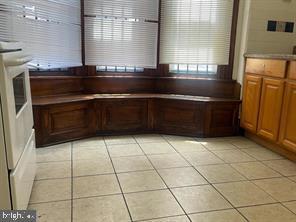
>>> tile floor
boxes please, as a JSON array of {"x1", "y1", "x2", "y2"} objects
[{"x1": 28, "y1": 134, "x2": 296, "y2": 222}]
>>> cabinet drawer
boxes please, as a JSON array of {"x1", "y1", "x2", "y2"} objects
[
  {"x1": 288, "y1": 61, "x2": 296, "y2": 80},
  {"x1": 246, "y1": 58, "x2": 287, "y2": 78}
]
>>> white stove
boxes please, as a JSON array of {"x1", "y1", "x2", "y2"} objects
[{"x1": 0, "y1": 42, "x2": 36, "y2": 210}]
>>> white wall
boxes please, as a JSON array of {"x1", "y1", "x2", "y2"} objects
[{"x1": 233, "y1": 0, "x2": 296, "y2": 85}]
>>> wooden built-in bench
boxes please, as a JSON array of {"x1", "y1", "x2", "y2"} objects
[{"x1": 32, "y1": 93, "x2": 241, "y2": 147}]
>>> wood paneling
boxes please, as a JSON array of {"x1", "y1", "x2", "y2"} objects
[
  {"x1": 83, "y1": 76, "x2": 155, "y2": 94},
  {"x1": 240, "y1": 74, "x2": 262, "y2": 133},
  {"x1": 100, "y1": 99, "x2": 148, "y2": 132},
  {"x1": 30, "y1": 76, "x2": 83, "y2": 97},
  {"x1": 34, "y1": 101, "x2": 95, "y2": 146},
  {"x1": 246, "y1": 59, "x2": 287, "y2": 78},
  {"x1": 279, "y1": 81, "x2": 296, "y2": 152},
  {"x1": 155, "y1": 78, "x2": 241, "y2": 99},
  {"x1": 205, "y1": 102, "x2": 239, "y2": 137},
  {"x1": 257, "y1": 78, "x2": 284, "y2": 141},
  {"x1": 288, "y1": 62, "x2": 296, "y2": 80},
  {"x1": 154, "y1": 99, "x2": 205, "y2": 136}
]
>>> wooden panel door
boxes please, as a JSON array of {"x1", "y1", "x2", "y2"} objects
[
  {"x1": 154, "y1": 99, "x2": 205, "y2": 136},
  {"x1": 241, "y1": 74, "x2": 262, "y2": 132},
  {"x1": 101, "y1": 99, "x2": 148, "y2": 132},
  {"x1": 257, "y1": 78, "x2": 284, "y2": 141},
  {"x1": 279, "y1": 81, "x2": 296, "y2": 152},
  {"x1": 288, "y1": 61, "x2": 296, "y2": 80}
]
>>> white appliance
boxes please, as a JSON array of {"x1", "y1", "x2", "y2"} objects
[{"x1": 0, "y1": 42, "x2": 36, "y2": 210}]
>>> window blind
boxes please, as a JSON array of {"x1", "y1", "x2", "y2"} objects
[
  {"x1": 0, "y1": 0, "x2": 82, "y2": 69},
  {"x1": 160, "y1": 0, "x2": 234, "y2": 65},
  {"x1": 84, "y1": 0, "x2": 159, "y2": 68}
]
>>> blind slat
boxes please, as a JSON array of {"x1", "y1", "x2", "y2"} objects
[{"x1": 160, "y1": 0, "x2": 234, "y2": 65}]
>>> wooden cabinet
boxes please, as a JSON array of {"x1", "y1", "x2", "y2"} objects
[
  {"x1": 34, "y1": 101, "x2": 96, "y2": 146},
  {"x1": 101, "y1": 99, "x2": 148, "y2": 132},
  {"x1": 154, "y1": 99, "x2": 205, "y2": 136},
  {"x1": 288, "y1": 62, "x2": 296, "y2": 80},
  {"x1": 246, "y1": 58, "x2": 287, "y2": 78},
  {"x1": 279, "y1": 82, "x2": 296, "y2": 152},
  {"x1": 257, "y1": 78, "x2": 284, "y2": 141},
  {"x1": 241, "y1": 75, "x2": 262, "y2": 133}
]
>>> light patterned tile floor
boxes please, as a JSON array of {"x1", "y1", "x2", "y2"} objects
[{"x1": 30, "y1": 135, "x2": 296, "y2": 222}]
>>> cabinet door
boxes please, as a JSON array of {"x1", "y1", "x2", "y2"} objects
[
  {"x1": 279, "y1": 82, "x2": 296, "y2": 152},
  {"x1": 257, "y1": 78, "x2": 284, "y2": 141},
  {"x1": 101, "y1": 99, "x2": 148, "y2": 132},
  {"x1": 241, "y1": 75, "x2": 262, "y2": 132}
]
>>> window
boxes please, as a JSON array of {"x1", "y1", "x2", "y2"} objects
[
  {"x1": 160, "y1": 0, "x2": 234, "y2": 66},
  {"x1": 0, "y1": 0, "x2": 82, "y2": 69},
  {"x1": 170, "y1": 64, "x2": 218, "y2": 75},
  {"x1": 97, "y1": 66, "x2": 144, "y2": 73},
  {"x1": 84, "y1": 0, "x2": 159, "y2": 69}
]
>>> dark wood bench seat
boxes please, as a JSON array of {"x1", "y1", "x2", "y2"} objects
[{"x1": 32, "y1": 93, "x2": 241, "y2": 147}]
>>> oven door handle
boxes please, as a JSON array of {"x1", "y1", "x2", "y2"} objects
[{"x1": 5, "y1": 55, "x2": 33, "y2": 66}]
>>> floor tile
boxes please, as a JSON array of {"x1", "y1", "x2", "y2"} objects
[
  {"x1": 148, "y1": 153, "x2": 190, "y2": 169},
  {"x1": 214, "y1": 181, "x2": 276, "y2": 207},
  {"x1": 182, "y1": 151, "x2": 224, "y2": 166},
  {"x1": 108, "y1": 144, "x2": 144, "y2": 157},
  {"x1": 36, "y1": 161, "x2": 71, "y2": 180},
  {"x1": 36, "y1": 146, "x2": 71, "y2": 163},
  {"x1": 125, "y1": 190, "x2": 184, "y2": 221},
  {"x1": 263, "y1": 159, "x2": 296, "y2": 176},
  {"x1": 229, "y1": 138, "x2": 261, "y2": 149},
  {"x1": 73, "y1": 147, "x2": 109, "y2": 160},
  {"x1": 253, "y1": 177, "x2": 296, "y2": 202},
  {"x1": 189, "y1": 209, "x2": 247, "y2": 222},
  {"x1": 163, "y1": 134, "x2": 197, "y2": 142},
  {"x1": 171, "y1": 185, "x2": 232, "y2": 214},
  {"x1": 231, "y1": 162, "x2": 281, "y2": 180},
  {"x1": 73, "y1": 174, "x2": 121, "y2": 199},
  {"x1": 135, "y1": 134, "x2": 167, "y2": 143},
  {"x1": 73, "y1": 158, "x2": 114, "y2": 177},
  {"x1": 201, "y1": 141, "x2": 237, "y2": 151},
  {"x1": 242, "y1": 147, "x2": 283, "y2": 161},
  {"x1": 195, "y1": 164, "x2": 246, "y2": 183},
  {"x1": 212, "y1": 150, "x2": 255, "y2": 163},
  {"x1": 283, "y1": 201, "x2": 296, "y2": 214},
  {"x1": 118, "y1": 170, "x2": 166, "y2": 193},
  {"x1": 158, "y1": 167, "x2": 208, "y2": 188},
  {"x1": 104, "y1": 136, "x2": 136, "y2": 145},
  {"x1": 28, "y1": 200, "x2": 71, "y2": 222},
  {"x1": 142, "y1": 215, "x2": 189, "y2": 222},
  {"x1": 30, "y1": 178, "x2": 71, "y2": 204},
  {"x1": 73, "y1": 195, "x2": 131, "y2": 222},
  {"x1": 72, "y1": 137, "x2": 105, "y2": 148},
  {"x1": 112, "y1": 156, "x2": 154, "y2": 173},
  {"x1": 239, "y1": 203, "x2": 296, "y2": 222},
  {"x1": 140, "y1": 142, "x2": 176, "y2": 155},
  {"x1": 169, "y1": 141, "x2": 207, "y2": 153}
]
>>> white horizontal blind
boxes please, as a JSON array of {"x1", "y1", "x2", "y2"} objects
[
  {"x1": 84, "y1": 0, "x2": 159, "y2": 68},
  {"x1": 160, "y1": 0, "x2": 234, "y2": 65},
  {"x1": 0, "y1": 0, "x2": 82, "y2": 69}
]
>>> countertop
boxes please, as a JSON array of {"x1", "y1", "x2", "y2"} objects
[{"x1": 245, "y1": 53, "x2": 296, "y2": 61}]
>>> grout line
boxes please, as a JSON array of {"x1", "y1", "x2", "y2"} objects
[{"x1": 102, "y1": 137, "x2": 134, "y2": 222}]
